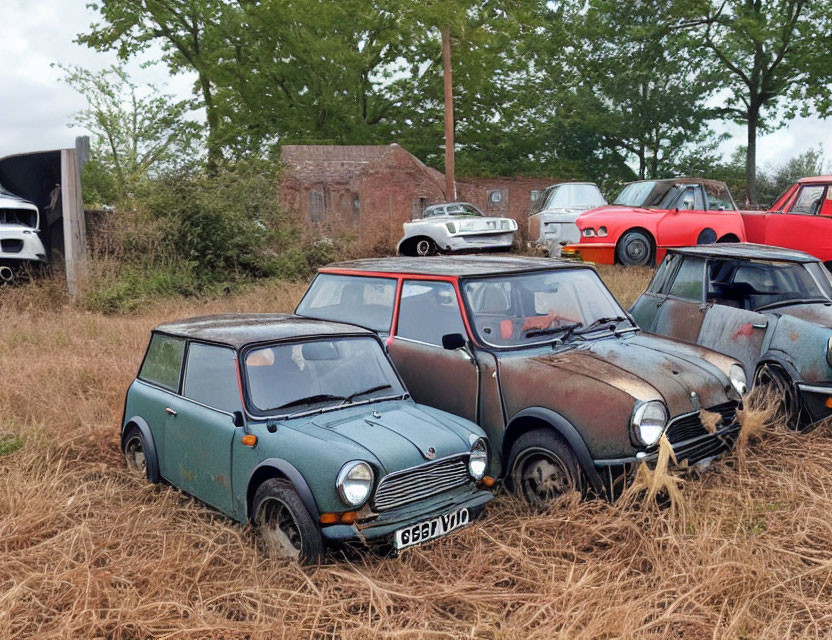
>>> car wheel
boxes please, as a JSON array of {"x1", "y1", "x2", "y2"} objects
[
  {"x1": 616, "y1": 230, "x2": 653, "y2": 266},
  {"x1": 753, "y1": 364, "x2": 803, "y2": 430},
  {"x1": 507, "y1": 430, "x2": 580, "y2": 508},
  {"x1": 122, "y1": 426, "x2": 150, "y2": 480},
  {"x1": 253, "y1": 479, "x2": 324, "y2": 564},
  {"x1": 415, "y1": 238, "x2": 437, "y2": 256}
]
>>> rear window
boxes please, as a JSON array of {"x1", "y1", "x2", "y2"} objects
[
  {"x1": 139, "y1": 334, "x2": 185, "y2": 391},
  {"x1": 296, "y1": 274, "x2": 396, "y2": 332}
]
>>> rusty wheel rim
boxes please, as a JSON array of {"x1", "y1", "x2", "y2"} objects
[
  {"x1": 257, "y1": 498, "x2": 303, "y2": 560},
  {"x1": 512, "y1": 447, "x2": 575, "y2": 508},
  {"x1": 123, "y1": 434, "x2": 147, "y2": 477}
]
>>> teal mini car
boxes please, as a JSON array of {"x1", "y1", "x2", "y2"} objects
[{"x1": 121, "y1": 313, "x2": 492, "y2": 562}]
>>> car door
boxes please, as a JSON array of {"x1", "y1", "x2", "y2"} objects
[
  {"x1": 656, "y1": 185, "x2": 710, "y2": 247},
  {"x1": 761, "y1": 184, "x2": 832, "y2": 262},
  {"x1": 162, "y1": 342, "x2": 240, "y2": 515},
  {"x1": 386, "y1": 280, "x2": 479, "y2": 422},
  {"x1": 630, "y1": 252, "x2": 682, "y2": 331},
  {"x1": 651, "y1": 255, "x2": 708, "y2": 343}
]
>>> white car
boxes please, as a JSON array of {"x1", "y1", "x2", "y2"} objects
[
  {"x1": 397, "y1": 202, "x2": 517, "y2": 256},
  {"x1": 0, "y1": 184, "x2": 47, "y2": 283},
  {"x1": 528, "y1": 182, "x2": 606, "y2": 256}
]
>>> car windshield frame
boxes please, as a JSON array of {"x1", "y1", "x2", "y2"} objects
[
  {"x1": 460, "y1": 267, "x2": 637, "y2": 350},
  {"x1": 240, "y1": 334, "x2": 407, "y2": 419}
]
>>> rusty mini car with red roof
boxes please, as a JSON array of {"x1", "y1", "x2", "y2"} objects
[{"x1": 295, "y1": 256, "x2": 748, "y2": 504}]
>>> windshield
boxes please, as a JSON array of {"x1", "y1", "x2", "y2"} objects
[
  {"x1": 425, "y1": 203, "x2": 482, "y2": 218},
  {"x1": 707, "y1": 259, "x2": 832, "y2": 310},
  {"x1": 462, "y1": 269, "x2": 632, "y2": 348},
  {"x1": 613, "y1": 181, "x2": 657, "y2": 207},
  {"x1": 243, "y1": 336, "x2": 405, "y2": 416},
  {"x1": 544, "y1": 184, "x2": 605, "y2": 209},
  {"x1": 296, "y1": 274, "x2": 396, "y2": 333}
]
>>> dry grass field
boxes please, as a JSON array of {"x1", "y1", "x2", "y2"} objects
[{"x1": 2, "y1": 264, "x2": 832, "y2": 639}]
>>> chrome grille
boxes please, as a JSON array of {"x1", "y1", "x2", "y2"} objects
[
  {"x1": 372, "y1": 454, "x2": 470, "y2": 511},
  {"x1": 665, "y1": 402, "x2": 738, "y2": 445}
]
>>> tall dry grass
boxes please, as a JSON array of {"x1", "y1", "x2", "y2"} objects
[{"x1": 2, "y1": 267, "x2": 832, "y2": 638}]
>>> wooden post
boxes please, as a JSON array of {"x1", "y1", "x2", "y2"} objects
[
  {"x1": 60, "y1": 148, "x2": 86, "y2": 302},
  {"x1": 442, "y1": 28, "x2": 456, "y2": 201}
]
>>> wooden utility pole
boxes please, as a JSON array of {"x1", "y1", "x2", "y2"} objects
[{"x1": 442, "y1": 28, "x2": 456, "y2": 201}]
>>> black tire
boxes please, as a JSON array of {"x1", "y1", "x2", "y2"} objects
[
  {"x1": 506, "y1": 429, "x2": 581, "y2": 508},
  {"x1": 253, "y1": 479, "x2": 324, "y2": 564},
  {"x1": 616, "y1": 230, "x2": 654, "y2": 266},
  {"x1": 753, "y1": 364, "x2": 804, "y2": 431},
  {"x1": 122, "y1": 426, "x2": 151, "y2": 481},
  {"x1": 414, "y1": 237, "x2": 438, "y2": 257}
]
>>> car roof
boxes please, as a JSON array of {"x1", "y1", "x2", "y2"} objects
[
  {"x1": 668, "y1": 243, "x2": 818, "y2": 263},
  {"x1": 154, "y1": 313, "x2": 374, "y2": 348},
  {"x1": 321, "y1": 255, "x2": 592, "y2": 278},
  {"x1": 797, "y1": 175, "x2": 832, "y2": 184}
]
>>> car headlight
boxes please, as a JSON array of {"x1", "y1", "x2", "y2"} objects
[
  {"x1": 597, "y1": 226, "x2": 607, "y2": 237},
  {"x1": 583, "y1": 228, "x2": 596, "y2": 237},
  {"x1": 336, "y1": 461, "x2": 374, "y2": 507},
  {"x1": 468, "y1": 439, "x2": 488, "y2": 480},
  {"x1": 446, "y1": 222, "x2": 456, "y2": 234},
  {"x1": 631, "y1": 401, "x2": 667, "y2": 447},
  {"x1": 729, "y1": 364, "x2": 747, "y2": 397}
]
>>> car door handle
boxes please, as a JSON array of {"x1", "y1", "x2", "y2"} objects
[
  {"x1": 751, "y1": 322, "x2": 767, "y2": 329},
  {"x1": 165, "y1": 407, "x2": 178, "y2": 416}
]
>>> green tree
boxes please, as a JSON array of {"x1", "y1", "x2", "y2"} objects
[
  {"x1": 79, "y1": 0, "x2": 226, "y2": 171},
  {"x1": 58, "y1": 64, "x2": 199, "y2": 203},
  {"x1": 682, "y1": 0, "x2": 832, "y2": 204},
  {"x1": 558, "y1": 0, "x2": 720, "y2": 181}
]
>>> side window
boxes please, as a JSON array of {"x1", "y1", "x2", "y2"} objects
[
  {"x1": 648, "y1": 254, "x2": 677, "y2": 293},
  {"x1": 705, "y1": 182, "x2": 736, "y2": 210},
  {"x1": 183, "y1": 343, "x2": 241, "y2": 413},
  {"x1": 397, "y1": 281, "x2": 466, "y2": 346},
  {"x1": 139, "y1": 334, "x2": 185, "y2": 391},
  {"x1": 790, "y1": 185, "x2": 825, "y2": 214},
  {"x1": 296, "y1": 274, "x2": 397, "y2": 333},
  {"x1": 677, "y1": 187, "x2": 704, "y2": 210},
  {"x1": 668, "y1": 256, "x2": 705, "y2": 301}
]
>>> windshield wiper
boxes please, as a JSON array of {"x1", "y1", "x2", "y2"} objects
[
  {"x1": 575, "y1": 316, "x2": 630, "y2": 334},
  {"x1": 273, "y1": 393, "x2": 345, "y2": 412},
  {"x1": 338, "y1": 384, "x2": 393, "y2": 406},
  {"x1": 524, "y1": 321, "x2": 582, "y2": 340}
]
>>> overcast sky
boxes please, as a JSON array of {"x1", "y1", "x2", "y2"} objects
[{"x1": 1, "y1": 0, "x2": 830, "y2": 172}]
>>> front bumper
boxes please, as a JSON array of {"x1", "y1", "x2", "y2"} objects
[
  {"x1": 321, "y1": 485, "x2": 492, "y2": 543},
  {"x1": 593, "y1": 418, "x2": 740, "y2": 499},
  {"x1": 0, "y1": 228, "x2": 47, "y2": 263},
  {"x1": 796, "y1": 382, "x2": 832, "y2": 424},
  {"x1": 561, "y1": 242, "x2": 615, "y2": 264},
  {"x1": 444, "y1": 231, "x2": 515, "y2": 253}
]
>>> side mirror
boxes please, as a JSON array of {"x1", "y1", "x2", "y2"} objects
[
  {"x1": 232, "y1": 410, "x2": 245, "y2": 427},
  {"x1": 442, "y1": 333, "x2": 466, "y2": 350}
]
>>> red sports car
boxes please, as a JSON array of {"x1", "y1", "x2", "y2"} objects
[
  {"x1": 562, "y1": 178, "x2": 746, "y2": 266},
  {"x1": 741, "y1": 175, "x2": 832, "y2": 267}
]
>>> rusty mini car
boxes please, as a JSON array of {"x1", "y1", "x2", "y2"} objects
[
  {"x1": 397, "y1": 202, "x2": 517, "y2": 256},
  {"x1": 295, "y1": 257, "x2": 747, "y2": 503},
  {"x1": 561, "y1": 178, "x2": 745, "y2": 266},
  {"x1": 121, "y1": 314, "x2": 492, "y2": 562},
  {"x1": 631, "y1": 243, "x2": 832, "y2": 429},
  {"x1": 528, "y1": 182, "x2": 606, "y2": 256}
]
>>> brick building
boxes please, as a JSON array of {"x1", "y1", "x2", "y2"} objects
[{"x1": 279, "y1": 144, "x2": 560, "y2": 246}]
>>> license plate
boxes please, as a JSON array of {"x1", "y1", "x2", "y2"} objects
[{"x1": 393, "y1": 508, "x2": 470, "y2": 550}]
